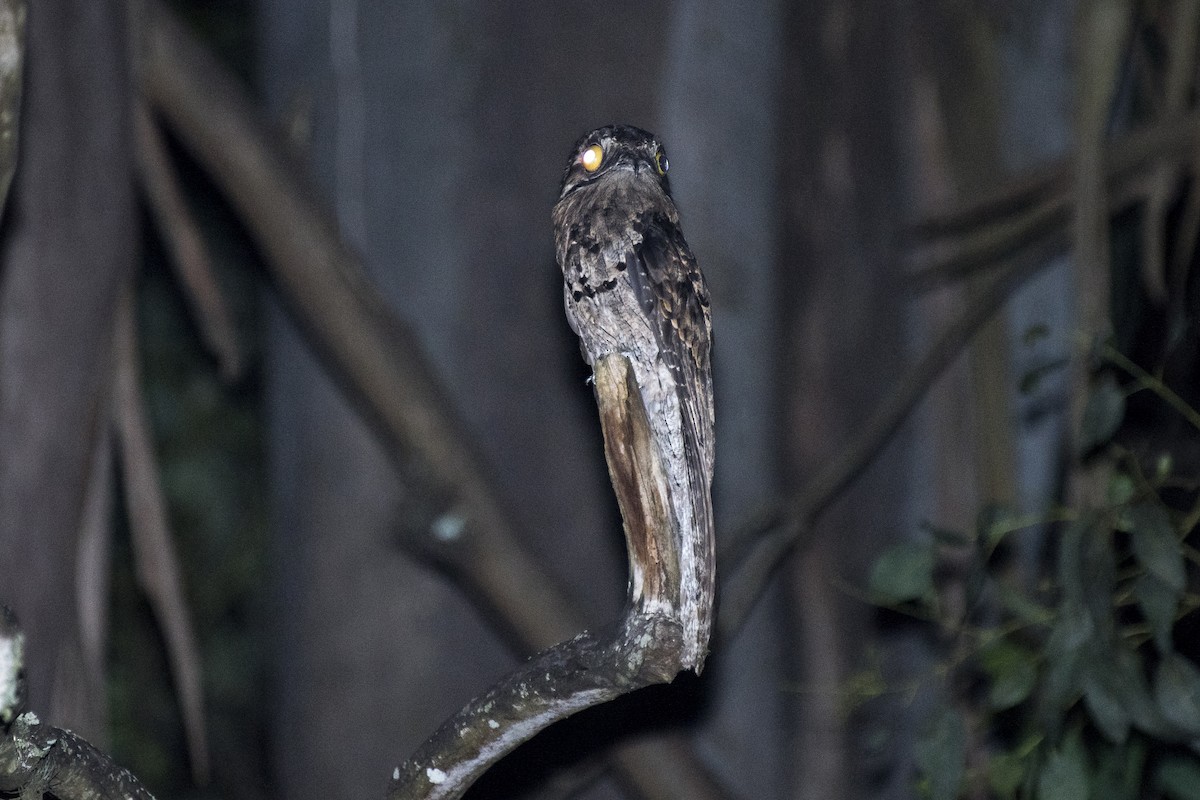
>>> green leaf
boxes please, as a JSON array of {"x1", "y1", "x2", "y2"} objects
[
  {"x1": 1040, "y1": 604, "x2": 1092, "y2": 725},
  {"x1": 1109, "y1": 645, "x2": 1173, "y2": 739},
  {"x1": 996, "y1": 583, "x2": 1054, "y2": 626},
  {"x1": 1155, "y1": 655, "x2": 1200, "y2": 737},
  {"x1": 1036, "y1": 732, "x2": 1089, "y2": 800},
  {"x1": 1155, "y1": 453, "x2": 1174, "y2": 481},
  {"x1": 1158, "y1": 755, "x2": 1200, "y2": 800},
  {"x1": 1128, "y1": 504, "x2": 1185, "y2": 592},
  {"x1": 977, "y1": 503, "x2": 1019, "y2": 550},
  {"x1": 1134, "y1": 572, "x2": 1179, "y2": 654},
  {"x1": 1107, "y1": 471, "x2": 1136, "y2": 506},
  {"x1": 1082, "y1": 666, "x2": 1130, "y2": 743},
  {"x1": 869, "y1": 541, "x2": 934, "y2": 604},
  {"x1": 915, "y1": 706, "x2": 965, "y2": 800},
  {"x1": 920, "y1": 520, "x2": 970, "y2": 547},
  {"x1": 981, "y1": 640, "x2": 1037, "y2": 711},
  {"x1": 1079, "y1": 373, "x2": 1126, "y2": 453},
  {"x1": 988, "y1": 749, "x2": 1027, "y2": 799},
  {"x1": 1091, "y1": 736, "x2": 1145, "y2": 800}
]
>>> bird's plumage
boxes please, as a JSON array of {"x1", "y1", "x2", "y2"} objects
[{"x1": 552, "y1": 125, "x2": 714, "y2": 669}]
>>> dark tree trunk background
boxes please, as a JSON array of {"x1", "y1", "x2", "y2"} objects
[
  {"x1": 0, "y1": 0, "x2": 134, "y2": 744},
  {"x1": 777, "y1": 4, "x2": 913, "y2": 798}
]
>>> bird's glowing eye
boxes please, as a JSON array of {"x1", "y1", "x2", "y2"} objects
[
  {"x1": 581, "y1": 144, "x2": 604, "y2": 173},
  {"x1": 654, "y1": 150, "x2": 669, "y2": 176}
]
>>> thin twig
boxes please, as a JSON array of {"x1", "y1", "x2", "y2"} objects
[
  {"x1": 113, "y1": 288, "x2": 210, "y2": 784},
  {"x1": 1103, "y1": 343, "x2": 1200, "y2": 432},
  {"x1": 1068, "y1": 0, "x2": 1130, "y2": 507},
  {"x1": 906, "y1": 111, "x2": 1200, "y2": 292},
  {"x1": 76, "y1": 414, "x2": 114, "y2": 732},
  {"x1": 909, "y1": 109, "x2": 1200, "y2": 241},
  {"x1": 135, "y1": 100, "x2": 243, "y2": 381},
  {"x1": 1139, "y1": 0, "x2": 1199, "y2": 304},
  {"x1": 1168, "y1": 154, "x2": 1200, "y2": 296}
]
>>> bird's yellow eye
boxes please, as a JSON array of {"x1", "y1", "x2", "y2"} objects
[
  {"x1": 581, "y1": 144, "x2": 603, "y2": 172},
  {"x1": 654, "y1": 150, "x2": 669, "y2": 176}
]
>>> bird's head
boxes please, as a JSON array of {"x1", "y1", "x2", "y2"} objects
[{"x1": 558, "y1": 124, "x2": 672, "y2": 200}]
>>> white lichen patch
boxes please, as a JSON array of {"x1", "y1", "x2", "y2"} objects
[
  {"x1": 426, "y1": 766, "x2": 447, "y2": 784},
  {"x1": 431, "y1": 513, "x2": 466, "y2": 543},
  {"x1": 487, "y1": 719, "x2": 499, "y2": 729},
  {"x1": 392, "y1": 767, "x2": 400, "y2": 781},
  {"x1": 0, "y1": 627, "x2": 24, "y2": 721}
]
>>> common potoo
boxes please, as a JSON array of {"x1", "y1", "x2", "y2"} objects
[{"x1": 552, "y1": 125, "x2": 714, "y2": 670}]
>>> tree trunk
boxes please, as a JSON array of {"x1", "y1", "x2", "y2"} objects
[{"x1": 0, "y1": 0, "x2": 135, "y2": 743}]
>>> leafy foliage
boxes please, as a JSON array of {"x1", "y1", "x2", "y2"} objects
[{"x1": 863, "y1": 370, "x2": 1200, "y2": 799}]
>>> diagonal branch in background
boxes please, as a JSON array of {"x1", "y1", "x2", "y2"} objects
[
  {"x1": 718, "y1": 244, "x2": 1053, "y2": 637},
  {"x1": 906, "y1": 110, "x2": 1200, "y2": 290},
  {"x1": 134, "y1": 100, "x2": 243, "y2": 382},
  {"x1": 136, "y1": 0, "x2": 577, "y2": 649},
  {"x1": 390, "y1": 354, "x2": 698, "y2": 800},
  {"x1": 1137, "y1": 0, "x2": 1199, "y2": 304},
  {"x1": 133, "y1": 3, "x2": 727, "y2": 799},
  {"x1": 1067, "y1": 0, "x2": 1130, "y2": 509},
  {"x1": 909, "y1": 110, "x2": 1200, "y2": 239},
  {"x1": 113, "y1": 288, "x2": 210, "y2": 784}
]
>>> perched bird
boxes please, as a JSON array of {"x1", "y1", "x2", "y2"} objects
[{"x1": 552, "y1": 124, "x2": 714, "y2": 670}]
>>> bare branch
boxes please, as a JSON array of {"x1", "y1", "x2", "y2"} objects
[
  {"x1": 1137, "y1": 0, "x2": 1198, "y2": 304},
  {"x1": 134, "y1": 0, "x2": 581, "y2": 646},
  {"x1": 907, "y1": 111, "x2": 1200, "y2": 290},
  {"x1": 134, "y1": 100, "x2": 243, "y2": 381},
  {"x1": 0, "y1": 713, "x2": 158, "y2": 800},
  {"x1": 76, "y1": 415, "x2": 115, "y2": 733},
  {"x1": 1068, "y1": 0, "x2": 1130, "y2": 507},
  {"x1": 390, "y1": 353, "x2": 698, "y2": 800},
  {"x1": 112, "y1": 289, "x2": 209, "y2": 784},
  {"x1": 720, "y1": 247, "x2": 1051, "y2": 636},
  {"x1": 909, "y1": 110, "x2": 1200, "y2": 241},
  {"x1": 389, "y1": 616, "x2": 682, "y2": 800}
]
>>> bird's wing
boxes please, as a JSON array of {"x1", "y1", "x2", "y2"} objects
[{"x1": 624, "y1": 211, "x2": 715, "y2": 575}]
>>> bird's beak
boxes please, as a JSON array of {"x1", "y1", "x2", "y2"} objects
[{"x1": 613, "y1": 152, "x2": 654, "y2": 174}]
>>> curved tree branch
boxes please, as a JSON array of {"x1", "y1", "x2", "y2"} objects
[
  {"x1": 389, "y1": 352, "x2": 703, "y2": 799},
  {"x1": 1, "y1": 610, "x2": 158, "y2": 800}
]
